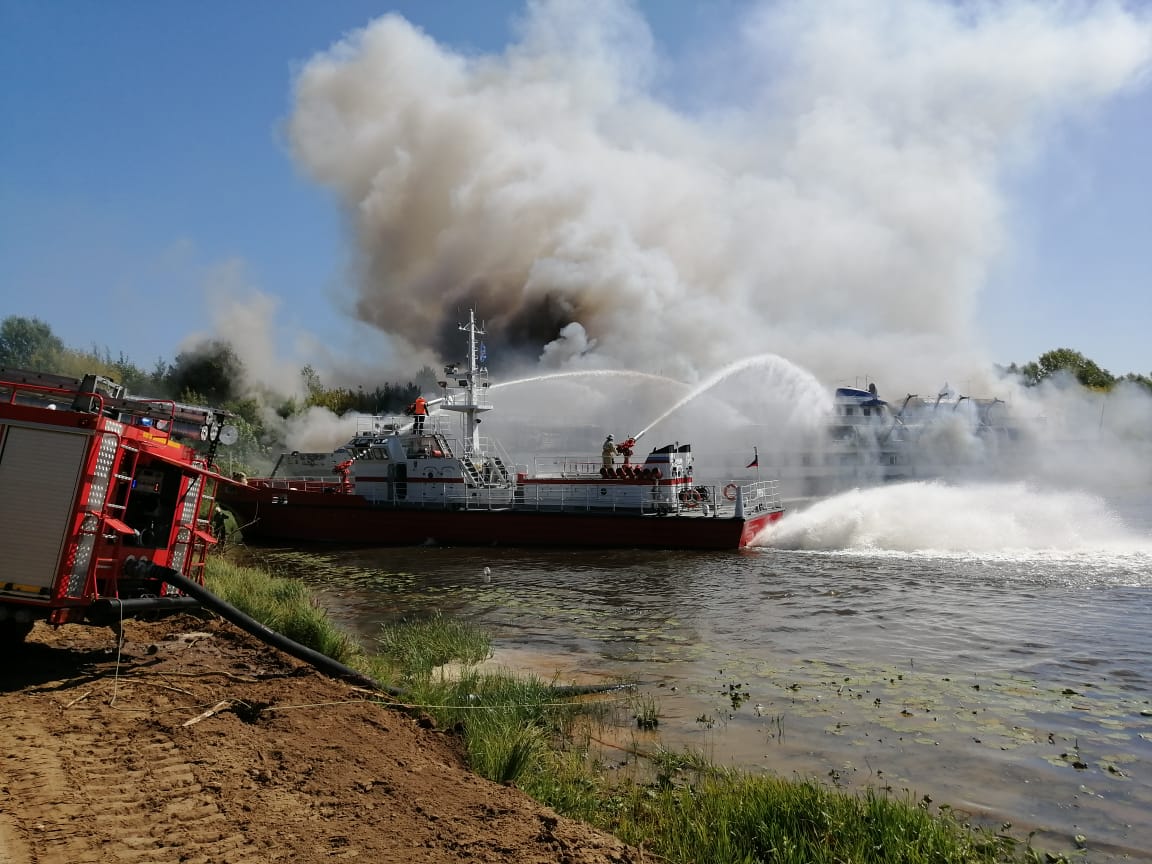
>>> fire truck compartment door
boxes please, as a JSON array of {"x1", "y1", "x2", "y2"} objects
[{"x1": 0, "y1": 425, "x2": 89, "y2": 591}]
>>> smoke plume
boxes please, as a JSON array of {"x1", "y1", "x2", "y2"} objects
[{"x1": 287, "y1": 0, "x2": 1152, "y2": 387}]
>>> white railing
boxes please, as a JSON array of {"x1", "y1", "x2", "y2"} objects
[
  {"x1": 530, "y1": 455, "x2": 604, "y2": 477},
  {"x1": 739, "y1": 479, "x2": 783, "y2": 514},
  {"x1": 250, "y1": 476, "x2": 785, "y2": 517}
]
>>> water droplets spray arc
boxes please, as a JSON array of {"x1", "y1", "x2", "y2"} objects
[
  {"x1": 632, "y1": 354, "x2": 834, "y2": 442},
  {"x1": 491, "y1": 370, "x2": 687, "y2": 391}
]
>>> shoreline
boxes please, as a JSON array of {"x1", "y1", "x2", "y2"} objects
[{"x1": 0, "y1": 614, "x2": 639, "y2": 864}]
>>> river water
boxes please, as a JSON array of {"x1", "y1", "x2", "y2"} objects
[{"x1": 248, "y1": 481, "x2": 1152, "y2": 861}]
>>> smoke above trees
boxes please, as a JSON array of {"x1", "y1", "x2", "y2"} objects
[{"x1": 286, "y1": 0, "x2": 1152, "y2": 389}]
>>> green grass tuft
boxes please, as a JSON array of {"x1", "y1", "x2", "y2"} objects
[
  {"x1": 204, "y1": 556, "x2": 359, "y2": 666},
  {"x1": 375, "y1": 612, "x2": 491, "y2": 681}
]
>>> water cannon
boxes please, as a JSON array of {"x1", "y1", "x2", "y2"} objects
[{"x1": 615, "y1": 436, "x2": 638, "y2": 463}]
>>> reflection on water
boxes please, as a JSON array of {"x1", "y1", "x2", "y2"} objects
[{"x1": 246, "y1": 494, "x2": 1152, "y2": 861}]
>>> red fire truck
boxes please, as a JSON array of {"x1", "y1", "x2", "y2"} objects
[{"x1": 0, "y1": 367, "x2": 236, "y2": 643}]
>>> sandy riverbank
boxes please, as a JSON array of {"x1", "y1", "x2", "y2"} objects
[{"x1": 0, "y1": 615, "x2": 639, "y2": 863}]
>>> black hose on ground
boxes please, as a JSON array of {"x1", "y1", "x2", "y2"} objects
[
  {"x1": 88, "y1": 595, "x2": 202, "y2": 624},
  {"x1": 158, "y1": 566, "x2": 394, "y2": 695}
]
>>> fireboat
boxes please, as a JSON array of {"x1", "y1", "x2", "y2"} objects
[{"x1": 217, "y1": 311, "x2": 784, "y2": 550}]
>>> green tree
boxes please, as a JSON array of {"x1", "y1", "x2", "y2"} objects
[
  {"x1": 1122, "y1": 372, "x2": 1152, "y2": 394},
  {"x1": 0, "y1": 316, "x2": 65, "y2": 370},
  {"x1": 1017, "y1": 348, "x2": 1114, "y2": 389}
]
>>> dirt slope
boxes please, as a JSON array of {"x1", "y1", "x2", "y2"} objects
[{"x1": 0, "y1": 615, "x2": 641, "y2": 864}]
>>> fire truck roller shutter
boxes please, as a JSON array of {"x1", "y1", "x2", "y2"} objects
[{"x1": 0, "y1": 426, "x2": 89, "y2": 593}]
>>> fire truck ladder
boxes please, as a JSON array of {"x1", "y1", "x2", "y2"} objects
[
  {"x1": 64, "y1": 430, "x2": 140, "y2": 602},
  {"x1": 188, "y1": 469, "x2": 218, "y2": 586},
  {"x1": 94, "y1": 439, "x2": 141, "y2": 595}
]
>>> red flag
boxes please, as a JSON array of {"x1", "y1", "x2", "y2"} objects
[{"x1": 746, "y1": 455, "x2": 759, "y2": 468}]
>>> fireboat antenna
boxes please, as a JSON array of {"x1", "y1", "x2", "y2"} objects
[{"x1": 440, "y1": 308, "x2": 492, "y2": 458}]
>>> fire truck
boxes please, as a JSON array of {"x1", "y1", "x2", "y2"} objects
[{"x1": 0, "y1": 367, "x2": 236, "y2": 643}]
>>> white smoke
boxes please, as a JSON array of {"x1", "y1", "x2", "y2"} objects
[
  {"x1": 200, "y1": 259, "x2": 305, "y2": 397},
  {"x1": 286, "y1": 0, "x2": 1152, "y2": 390},
  {"x1": 210, "y1": 0, "x2": 1152, "y2": 509},
  {"x1": 282, "y1": 405, "x2": 361, "y2": 453}
]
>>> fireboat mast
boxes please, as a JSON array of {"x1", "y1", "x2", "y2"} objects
[{"x1": 439, "y1": 309, "x2": 492, "y2": 457}]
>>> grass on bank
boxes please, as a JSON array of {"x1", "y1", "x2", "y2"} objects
[
  {"x1": 201, "y1": 553, "x2": 1060, "y2": 864},
  {"x1": 376, "y1": 611, "x2": 491, "y2": 682},
  {"x1": 204, "y1": 555, "x2": 360, "y2": 667}
]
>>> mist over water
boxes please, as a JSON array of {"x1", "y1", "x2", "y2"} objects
[{"x1": 759, "y1": 480, "x2": 1152, "y2": 566}]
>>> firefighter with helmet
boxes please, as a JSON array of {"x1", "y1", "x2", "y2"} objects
[{"x1": 602, "y1": 434, "x2": 616, "y2": 471}]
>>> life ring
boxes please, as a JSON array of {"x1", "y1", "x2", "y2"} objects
[
  {"x1": 723, "y1": 483, "x2": 739, "y2": 501},
  {"x1": 680, "y1": 488, "x2": 701, "y2": 508}
]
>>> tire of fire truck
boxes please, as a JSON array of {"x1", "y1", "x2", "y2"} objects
[{"x1": 0, "y1": 618, "x2": 35, "y2": 645}]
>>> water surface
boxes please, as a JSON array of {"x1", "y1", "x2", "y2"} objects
[{"x1": 251, "y1": 482, "x2": 1152, "y2": 860}]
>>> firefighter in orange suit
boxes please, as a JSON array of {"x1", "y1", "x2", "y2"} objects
[{"x1": 409, "y1": 396, "x2": 428, "y2": 434}]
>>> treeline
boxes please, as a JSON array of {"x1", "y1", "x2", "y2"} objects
[
  {"x1": 1000, "y1": 347, "x2": 1151, "y2": 392},
  {"x1": 4, "y1": 315, "x2": 1149, "y2": 462},
  {"x1": 0, "y1": 315, "x2": 437, "y2": 471}
]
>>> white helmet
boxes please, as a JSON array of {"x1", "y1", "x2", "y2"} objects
[{"x1": 606, "y1": 434, "x2": 614, "y2": 440}]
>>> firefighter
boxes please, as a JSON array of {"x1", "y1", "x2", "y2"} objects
[
  {"x1": 408, "y1": 395, "x2": 428, "y2": 434},
  {"x1": 602, "y1": 434, "x2": 616, "y2": 471}
]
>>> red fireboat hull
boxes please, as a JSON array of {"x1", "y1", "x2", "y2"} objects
[{"x1": 219, "y1": 485, "x2": 782, "y2": 551}]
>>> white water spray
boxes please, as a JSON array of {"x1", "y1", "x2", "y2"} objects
[
  {"x1": 760, "y1": 481, "x2": 1152, "y2": 559},
  {"x1": 634, "y1": 354, "x2": 833, "y2": 441},
  {"x1": 492, "y1": 370, "x2": 687, "y2": 391}
]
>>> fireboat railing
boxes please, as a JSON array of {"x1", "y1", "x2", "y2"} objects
[
  {"x1": 352, "y1": 414, "x2": 408, "y2": 437},
  {"x1": 440, "y1": 383, "x2": 493, "y2": 411},
  {"x1": 739, "y1": 479, "x2": 783, "y2": 515},
  {"x1": 531, "y1": 455, "x2": 606, "y2": 477},
  {"x1": 250, "y1": 476, "x2": 782, "y2": 517},
  {"x1": 463, "y1": 435, "x2": 518, "y2": 483}
]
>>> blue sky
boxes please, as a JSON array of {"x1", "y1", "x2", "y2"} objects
[{"x1": 2, "y1": 0, "x2": 1149, "y2": 387}]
